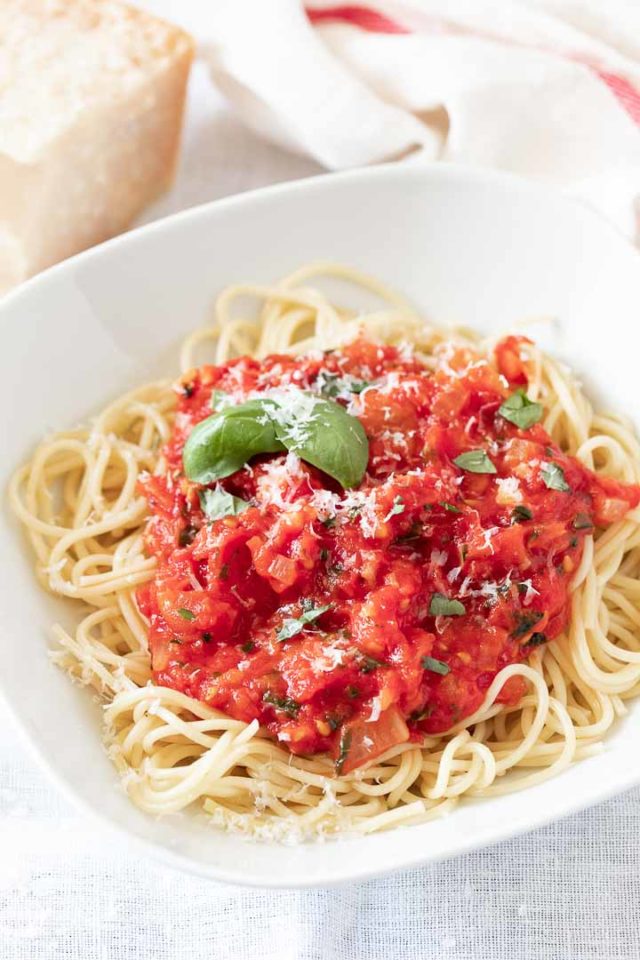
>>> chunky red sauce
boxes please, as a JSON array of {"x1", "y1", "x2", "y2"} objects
[{"x1": 137, "y1": 336, "x2": 640, "y2": 773}]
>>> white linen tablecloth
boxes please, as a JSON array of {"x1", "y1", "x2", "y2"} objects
[{"x1": 3, "y1": 43, "x2": 640, "y2": 960}]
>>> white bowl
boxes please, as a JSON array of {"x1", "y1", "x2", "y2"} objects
[{"x1": 2, "y1": 165, "x2": 640, "y2": 887}]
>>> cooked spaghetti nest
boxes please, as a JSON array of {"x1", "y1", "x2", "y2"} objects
[{"x1": 10, "y1": 261, "x2": 640, "y2": 840}]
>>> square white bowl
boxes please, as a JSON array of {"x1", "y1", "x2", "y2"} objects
[{"x1": 2, "y1": 165, "x2": 640, "y2": 887}]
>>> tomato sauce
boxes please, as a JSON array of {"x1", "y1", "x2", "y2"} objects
[{"x1": 137, "y1": 336, "x2": 640, "y2": 773}]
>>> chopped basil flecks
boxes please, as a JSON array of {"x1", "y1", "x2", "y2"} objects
[
  {"x1": 429, "y1": 593, "x2": 465, "y2": 617},
  {"x1": 262, "y1": 691, "x2": 301, "y2": 717},
  {"x1": 541, "y1": 462, "x2": 571, "y2": 492},
  {"x1": 512, "y1": 505, "x2": 533, "y2": 523},
  {"x1": 241, "y1": 641, "x2": 255, "y2": 653},
  {"x1": 498, "y1": 390, "x2": 544, "y2": 430},
  {"x1": 453, "y1": 450, "x2": 497, "y2": 474},
  {"x1": 384, "y1": 495, "x2": 405, "y2": 521},
  {"x1": 177, "y1": 608, "x2": 195, "y2": 621},
  {"x1": 358, "y1": 654, "x2": 385, "y2": 674},
  {"x1": 440, "y1": 501, "x2": 462, "y2": 514},
  {"x1": 199, "y1": 485, "x2": 250, "y2": 521},
  {"x1": 335, "y1": 729, "x2": 352, "y2": 774},
  {"x1": 510, "y1": 610, "x2": 544, "y2": 639},
  {"x1": 421, "y1": 656, "x2": 450, "y2": 676},
  {"x1": 276, "y1": 603, "x2": 333, "y2": 642},
  {"x1": 525, "y1": 631, "x2": 547, "y2": 647},
  {"x1": 178, "y1": 524, "x2": 198, "y2": 547},
  {"x1": 573, "y1": 512, "x2": 593, "y2": 530}
]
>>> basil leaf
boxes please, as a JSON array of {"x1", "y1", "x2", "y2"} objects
[
  {"x1": 498, "y1": 390, "x2": 543, "y2": 430},
  {"x1": 429, "y1": 593, "x2": 465, "y2": 616},
  {"x1": 273, "y1": 396, "x2": 369, "y2": 490},
  {"x1": 384, "y1": 495, "x2": 405, "y2": 521},
  {"x1": 510, "y1": 610, "x2": 544, "y2": 639},
  {"x1": 453, "y1": 450, "x2": 497, "y2": 474},
  {"x1": 541, "y1": 461, "x2": 570, "y2": 492},
  {"x1": 262, "y1": 691, "x2": 301, "y2": 717},
  {"x1": 350, "y1": 380, "x2": 372, "y2": 394},
  {"x1": 183, "y1": 400, "x2": 286, "y2": 484},
  {"x1": 511, "y1": 505, "x2": 533, "y2": 523},
  {"x1": 524, "y1": 631, "x2": 547, "y2": 647},
  {"x1": 335, "y1": 728, "x2": 352, "y2": 774},
  {"x1": 177, "y1": 608, "x2": 195, "y2": 621},
  {"x1": 440, "y1": 501, "x2": 462, "y2": 514},
  {"x1": 421, "y1": 656, "x2": 450, "y2": 676},
  {"x1": 199, "y1": 485, "x2": 250, "y2": 520},
  {"x1": 276, "y1": 602, "x2": 333, "y2": 641},
  {"x1": 573, "y1": 512, "x2": 593, "y2": 530},
  {"x1": 317, "y1": 373, "x2": 372, "y2": 399}
]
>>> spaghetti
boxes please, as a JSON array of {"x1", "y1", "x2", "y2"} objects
[{"x1": 10, "y1": 263, "x2": 640, "y2": 840}]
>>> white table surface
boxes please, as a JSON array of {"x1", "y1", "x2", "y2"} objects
[{"x1": 3, "y1": 62, "x2": 640, "y2": 960}]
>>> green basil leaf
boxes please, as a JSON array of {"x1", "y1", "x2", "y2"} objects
[
  {"x1": 262, "y1": 691, "x2": 301, "y2": 717},
  {"x1": 440, "y1": 501, "x2": 462, "y2": 514},
  {"x1": 317, "y1": 373, "x2": 372, "y2": 399},
  {"x1": 335, "y1": 728, "x2": 352, "y2": 774},
  {"x1": 384, "y1": 495, "x2": 405, "y2": 521},
  {"x1": 573, "y1": 512, "x2": 593, "y2": 530},
  {"x1": 541, "y1": 461, "x2": 570, "y2": 492},
  {"x1": 183, "y1": 400, "x2": 286, "y2": 484},
  {"x1": 273, "y1": 396, "x2": 369, "y2": 490},
  {"x1": 177, "y1": 608, "x2": 195, "y2": 621},
  {"x1": 429, "y1": 593, "x2": 465, "y2": 616},
  {"x1": 453, "y1": 450, "x2": 497, "y2": 474},
  {"x1": 498, "y1": 390, "x2": 543, "y2": 430},
  {"x1": 199, "y1": 485, "x2": 250, "y2": 520},
  {"x1": 276, "y1": 602, "x2": 333, "y2": 641},
  {"x1": 510, "y1": 610, "x2": 544, "y2": 639},
  {"x1": 511, "y1": 505, "x2": 533, "y2": 523},
  {"x1": 524, "y1": 631, "x2": 547, "y2": 648},
  {"x1": 421, "y1": 656, "x2": 450, "y2": 676}
]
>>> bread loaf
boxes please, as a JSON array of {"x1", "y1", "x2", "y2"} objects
[{"x1": 0, "y1": 0, "x2": 194, "y2": 293}]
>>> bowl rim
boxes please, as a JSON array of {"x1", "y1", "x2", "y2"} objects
[{"x1": 2, "y1": 161, "x2": 640, "y2": 888}]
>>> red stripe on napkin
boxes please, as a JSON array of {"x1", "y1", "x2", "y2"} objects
[
  {"x1": 305, "y1": 3, "x2": 640, "y2": 127},
  {"x1": 306, "y1": 4, "x2": 409, "y2": 33}
]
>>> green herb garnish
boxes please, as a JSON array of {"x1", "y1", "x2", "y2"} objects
[
  {"x1": 184, "y1": 393, "x2": 369, "y2": 490},
  {"x1": 524, "y1": 631, "x2": 547, "y2": 647},
  {"x1": 440, "y1": 501, "x2": 462, "y2": 514},
  {"x1": 276, "y1": 602, "x2": 333, "y2": 641},
  {"x1": 541, "y1": 462, "x2": 570, "y2": 492},
  {"x1": 573, "y1": 512, "x2": 593, "y2": 530},
  {"x1": 199, "y1": 485, "x2": 250, "y2": 521},
  {"x1": 178, "y1": 524, "x2": 198, "y2": 547},
  {"x1": 498, "y1": 390, "x2": 543, "y2": 430},
  {"x1": 421, "y1": 656, "x2": 450, "y2": 676},
  {"x1": 263, "y1": 691, "x2": 301, "y2": 717},
  {"x1": 510, "y1": 610, "x2": 544, "y2": 639},
  {"x1": 335, "y1": 729, "x2": 352, "y2": 774},
  {"x1": 240, "y1": 641, "x2": 255, "y2": 653},
  {"x1": 511, "y1": 505, "x2": 533, "y2": 523},
  {"x1": 385, "y1": 495, "x2": 405, "y2": 520},
  {"x1": 429, "y1": 593, "x2": 465, "y2": 617},
  {"x1": 358, "y1": 654, "x2": 385, "y2": 674},
  {"x1": 453, "y1": 450, "x2": 497, "y2": 474},
  {"x1": 177, "y1": 608, "x2": 195, "y2": 621}
]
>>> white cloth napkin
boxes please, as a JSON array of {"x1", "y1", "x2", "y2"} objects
[{"x1": 168, "y1": 0, "x2": 640, "y2": 241}]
